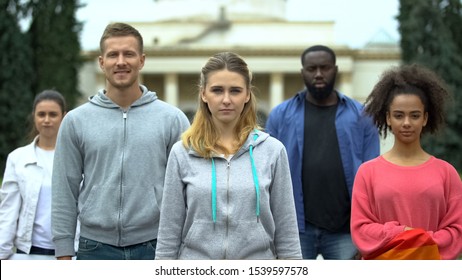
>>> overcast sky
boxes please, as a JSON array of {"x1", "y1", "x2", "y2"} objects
[{"x1": 77, "y1": 0, "x2": 400, "y2": 50}]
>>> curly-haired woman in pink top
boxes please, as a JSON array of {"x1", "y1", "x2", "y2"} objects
[{"x1": 351, "y1": 64, "x2": 462, "y2": 260}]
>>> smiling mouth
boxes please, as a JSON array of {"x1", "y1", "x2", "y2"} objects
[{"x1": 114, "y1": 70, "x2": 130, "y2": 74}]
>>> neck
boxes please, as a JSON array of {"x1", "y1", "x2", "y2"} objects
[
  {"x1": 306, "y1": 91, "x2": 338, "y2": 106},
  {"x1": 384, "y1": 142, "x2": 430, "y2": 166},
  {"x1": 105, "y1": 85, "x2": 142, "y2": 109},
  {"x1": 36, "y1": 136, "x2": 56, "y2": 151},
  {"x1": 215, "y1": 126, "x2": 239, "y2": 154}
]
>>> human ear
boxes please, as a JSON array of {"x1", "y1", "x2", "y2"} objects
[
  {"x1": 139, "y1": 54, "x2": 146, "y2": 70},
  {"x1": 98, "y1": 56, "x2": 104, "y2": 70},
  {"x1": 245, "y1": 90, "x2": 251, "y2": 103},
  {"x1": 386, "y1": 111, "x2": 391, "y2": 126},
  {"x1": 201, "y1": 89, "x2": 207, "y2": 103},
  {"x1": 423, "y1": 112, "x2": 428, "y2": 127}
]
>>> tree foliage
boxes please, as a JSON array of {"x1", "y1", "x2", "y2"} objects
[
  {"x1": 0, "y1": 0, "x2": 35, "y2": 174},
  {"x1": 398, "y1": 0, "x2": 462, "y2": 171},
  {"x1": 0, "y1": 0, "x2": 82, "y2": 174},
  {"x1": 28, "y1": 0, "x2": 83, "y2": 108}
]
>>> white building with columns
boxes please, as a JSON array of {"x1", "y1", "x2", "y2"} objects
[{"x1": 78, "y1": 0, "x2": 400, "y2": 151}]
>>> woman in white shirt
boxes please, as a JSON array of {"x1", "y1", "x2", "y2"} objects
[{"x1": 0, "y1": 90, "x2": 66, "y2": 260}]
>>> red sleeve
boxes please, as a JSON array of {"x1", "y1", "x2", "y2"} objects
[
  {"x1": 429, "y1": 164, "x2": 462, "y2": 259},
  {"x1": 350, "y1": 163, "x2": 405, "y2": 257}
]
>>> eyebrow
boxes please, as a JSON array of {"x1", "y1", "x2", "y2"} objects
[
  {"x1": 209, "y1": 85, "x2": 244, "y2": 90},
  {"x1": 391, "y1": 110, "x2": 423, "y2": 113}
]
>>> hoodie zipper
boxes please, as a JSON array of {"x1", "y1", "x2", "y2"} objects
[
  {"x1": 223, "y1": 160, "x2": 231, "y2": 259},
  {"x1": 118, "y1": 110, "x2": 128, "y2": 245}
]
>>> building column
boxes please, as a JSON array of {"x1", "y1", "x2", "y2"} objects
[
  {"x1": 270, "y1": 73, "x2": 284, "y2": 109},
  {"x1": 164, "y1": 73, "x2": 179, "y2": 106},
  {"x1": 338, "y1": 72, "x2": 354, "y2": 99}
]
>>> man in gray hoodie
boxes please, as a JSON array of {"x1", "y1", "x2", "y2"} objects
[{"x1": 51, "y1": 22, "x2": 190, "y2": 260}]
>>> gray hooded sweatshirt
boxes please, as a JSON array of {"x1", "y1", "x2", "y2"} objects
[
  {"x1": 52, "y1": 85, "x2": 190, "y2": 257},
  {"x1": 155, "y1": 130, "x2": 302, "y2": 259}
]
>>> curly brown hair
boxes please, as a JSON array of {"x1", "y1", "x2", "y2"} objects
[{"x1": 364, "y1": 64, "x2": 451, "y2": 139}]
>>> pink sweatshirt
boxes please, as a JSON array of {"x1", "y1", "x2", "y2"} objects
[{"x1": 351, "y1": 156, "x2": 462, "y2": 259}]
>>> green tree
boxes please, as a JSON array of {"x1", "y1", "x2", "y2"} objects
[
  {"x1": 28, "y1": 0, "x2": 83, "y2": 108},
  {"x1": 0, "y1": 0, "x2": 83, "y2": 174},
  {"x1": 0, "y1": 0, "x2": 35, "y2": 174},
  {"x1": 398, "y1": 0, "x2": 462, "y2": 171}
]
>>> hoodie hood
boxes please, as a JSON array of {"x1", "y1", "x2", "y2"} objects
[
  {"x1": 187, "y1": 129, "x2": 270, "y2": 158},
  {"x1": 237, "y1": 129, "x2": 269, "y2": 157},
  {"x1": 88, "y1": 85, "x2": 158, "y2": 108}
]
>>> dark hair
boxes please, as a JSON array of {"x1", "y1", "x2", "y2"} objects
[
  {"x1": 99, "y1": 22, "x2": 144, "y2": 54},
  {"x1": 27, "y1": 90, "x2": 67, "y2": 141},
  {"x1": 300, "y1": 45, "x2": 336, "y2": 66},
  {"x1": 364, "y1": 64, "x2": 451, "y2": 138}
]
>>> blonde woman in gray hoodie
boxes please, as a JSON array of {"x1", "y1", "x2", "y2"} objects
[{"x1": 155, "y1": 52, "x2": 302, "y2": 260}]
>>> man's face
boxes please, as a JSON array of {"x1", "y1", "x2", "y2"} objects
[
  {"x1": 98, "y1": 35, "x2": 145, "y2": 91},
  {"x1": 301, "y1": 50, "x2": 338, "y2": 100}
]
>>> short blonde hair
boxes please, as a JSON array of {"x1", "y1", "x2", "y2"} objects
[{"x1": 99, "y1": 22, "x2": 143, "y2": 54}]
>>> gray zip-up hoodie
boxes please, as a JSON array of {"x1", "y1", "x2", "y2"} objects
[
  {"x1": 52, "y1": 85, "x2": 190, "y2": 257},
  {"x1": 155, "y1": 130, "x2": 302, "y2": 259}
]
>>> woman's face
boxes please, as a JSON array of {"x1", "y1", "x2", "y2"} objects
[
  {"x1": 386, "y1": 93, "x2": 428, "y2": 145},
  {"x1": 201, "y1": 69, "x2": 250, "y2": 130},
  {"x1": 34, "y1": 100, "x2": 65, "y2": 140}
]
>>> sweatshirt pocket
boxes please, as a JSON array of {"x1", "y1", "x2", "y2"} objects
[
  {"x1": 179, "y1": 221, "x2": 226, "y2": 259},
  {"x1": 121, "y1": 184, "x2": 160, "y2": 230},
  {"x1": 227, "y1": 221, "x2": 274, "y2": 259},
  {"x1": 79, "y1": 185, "x2": 118, "y2": 230}
]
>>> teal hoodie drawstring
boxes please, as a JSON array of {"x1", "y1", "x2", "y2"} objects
[
  {"x1": 249, "y1": 133, "x2": 260, "y2": 222},
  {"x1": 211, "y1": 131, "x2": 260, "y2": 223},
  {"x1": 211, "y1": 158, "x2": 217, "y2": 223}
]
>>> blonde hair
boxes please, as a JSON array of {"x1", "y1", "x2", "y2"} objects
[{"x1": 182, "y1": 52, "x2": 260, "y2": 158}]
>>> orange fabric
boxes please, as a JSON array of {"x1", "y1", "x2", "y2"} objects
[{"x1": 365, "y1": 228, "x2": 441, "y2": 260}]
